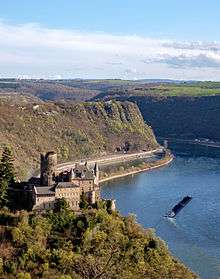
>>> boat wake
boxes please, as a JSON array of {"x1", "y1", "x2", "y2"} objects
[{"x1": 166, "y1": 217, "x2": 178, "y2": 226}]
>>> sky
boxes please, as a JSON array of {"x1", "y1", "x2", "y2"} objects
[{"x1": 1, "y1": 0, "x2": 220, "y2": 80}]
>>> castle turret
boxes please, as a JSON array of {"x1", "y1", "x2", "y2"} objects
[
  {"x1": 40, "y1": 151, "x2": 57, "y2": 186},
  {"x1": 94, "y1": 162, "x2": 99, "y2": 185}
]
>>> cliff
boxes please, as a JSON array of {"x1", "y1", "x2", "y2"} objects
[
  {"x1": 0, "y1": 99, "x2": 158, "y2": 179},
  {"x1": 116, "y1": 95, "x2": 220, "y2": 140},
  {"x1": 87, "y1": 81, "x2": 220, "y2": 141}
]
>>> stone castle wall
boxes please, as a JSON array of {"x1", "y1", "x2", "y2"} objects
[{"x1": 55, "y1": 187, "x2": 81, "y2": 211}]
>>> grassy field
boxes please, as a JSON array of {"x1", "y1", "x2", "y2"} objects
[
  {"x1": 123, "y1": 82, "x2": 220, "y2": 98},
  {"x1": 156, "y1": 82, "x2": 220, "y2": 97}
]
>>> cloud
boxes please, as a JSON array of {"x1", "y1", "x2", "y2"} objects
[
  {"x1": 158, "y1": 53, "x2": 220, "y2": 68},
  {"x1": 0, "y1": 21, "x2": 220, "y2": 80},
  {"x1": 162, "y1": 41, "x2": 220, "y2": 52}
]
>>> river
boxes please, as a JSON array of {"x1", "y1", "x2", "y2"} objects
[{"x1": 101, "y1": 142, "x2": 220, "y2": 279}]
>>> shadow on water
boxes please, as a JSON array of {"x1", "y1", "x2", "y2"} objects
[{"x1": 101, "y1": 141, "x2": 220, "y2": 279}]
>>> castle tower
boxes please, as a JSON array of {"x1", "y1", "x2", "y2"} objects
[
  {"x1": 94, "y1": 162, "x2": 99, "y2": 185},
  {"x1": 40, "y1": 151, "x2": 57, "y2": 186}
]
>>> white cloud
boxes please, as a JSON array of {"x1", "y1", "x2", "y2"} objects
[
  {"x1": 1, "y1": 21, "x2": 220, "y2": 80},
  {"x1": 157, "y1": 53, "x2": 220, "y2": 68}
]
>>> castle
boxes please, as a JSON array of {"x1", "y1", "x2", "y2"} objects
[{"x1": 27, "y1": 151, "x2": 100, "y2": 211}]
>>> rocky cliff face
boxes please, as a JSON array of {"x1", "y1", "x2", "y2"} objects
[
  {"x1": 0, "y1": 99, "x2": 158, "y2": 179},
  {"x1": 115, "y1": 95, "x2": 220, "y2": 140}
]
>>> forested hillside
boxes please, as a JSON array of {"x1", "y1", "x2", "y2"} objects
[
  {"x1": 0, "y1": 99, "x2": 158, "y2": 179},
  {"x1": 0, "y1": 206, "x2": 198, "y2": 279}
]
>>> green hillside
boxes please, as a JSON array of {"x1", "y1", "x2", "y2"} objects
[{"x1": 0, "y1": 207, "x2": 199, "y2": 279}]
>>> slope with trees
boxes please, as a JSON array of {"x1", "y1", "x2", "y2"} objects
[{"x1": 0, "y1": 203, "x2": 198, "y2": 279}]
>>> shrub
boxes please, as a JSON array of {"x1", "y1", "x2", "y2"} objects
[{"x1": 17, "y1": 272, "x2": 31, "y2": 279}]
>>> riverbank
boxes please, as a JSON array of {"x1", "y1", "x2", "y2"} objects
[
  {"x1": 99, "y1": 153, "x2": 173, "y2": 183},
  {"x1": 158, "y1": 137, "x2": 220, "y2": 158},
  {"x1": 158, "y1": 136, "x2": 220, "y2": 149}
]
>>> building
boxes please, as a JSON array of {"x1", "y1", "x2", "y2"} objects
[{"x1": 28, "y1": 151, "x2": 100, "y2": 211}]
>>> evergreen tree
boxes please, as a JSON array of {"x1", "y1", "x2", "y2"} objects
[
  {"x1": 0, "y1": 146, "x2": 15, "y2": 185},
  {"x1": 0, "y1": 146, "x2": 15, "y2": 207}
]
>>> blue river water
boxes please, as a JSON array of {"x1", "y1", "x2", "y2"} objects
[{"x1": 101, "y1": 144, "x2": 220, "y2": 279}]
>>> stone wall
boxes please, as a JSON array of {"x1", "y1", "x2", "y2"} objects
[
  {"x1": 55, "y1": 187, "x2": 81, "y2": 211},
  {"x1": 71, "y1": 179, "x2": 95, "y2": 192},
  {"x1": 34, "y1": 195, "x2": 55, "y2": 210}
]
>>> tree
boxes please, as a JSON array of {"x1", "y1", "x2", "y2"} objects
[
  {"x1": 47, "y1": 198, "x2": 75, "y2": 232},
  {"x1": 0, "y1": 146, "x2": 15, "y2": 207},
  {"x1": 0, "y1": 146, "x2": 15, "y2": 185},
  {"x1": 54, "y1": 197, "x2": 69, "y2": 213},
  {"x1": 0, "y1": 179, "x2": 8, "y2": 207},
  {"x1": 79, "y1": 192, "x2": 89, "y2": 209}
]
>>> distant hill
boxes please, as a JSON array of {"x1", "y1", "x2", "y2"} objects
[
  {"x1": 1, "y1": 79, "x2": 220, "y2": 102},
  {"x1": 133, "y1": 78, "x2": 193, "y2": 84},
  {"x1": 2, "y1": 79, "x2": 220, "y2": 141},
  {"x1": 0, "y1": 79, "x2": 100, "y2": 102}
]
